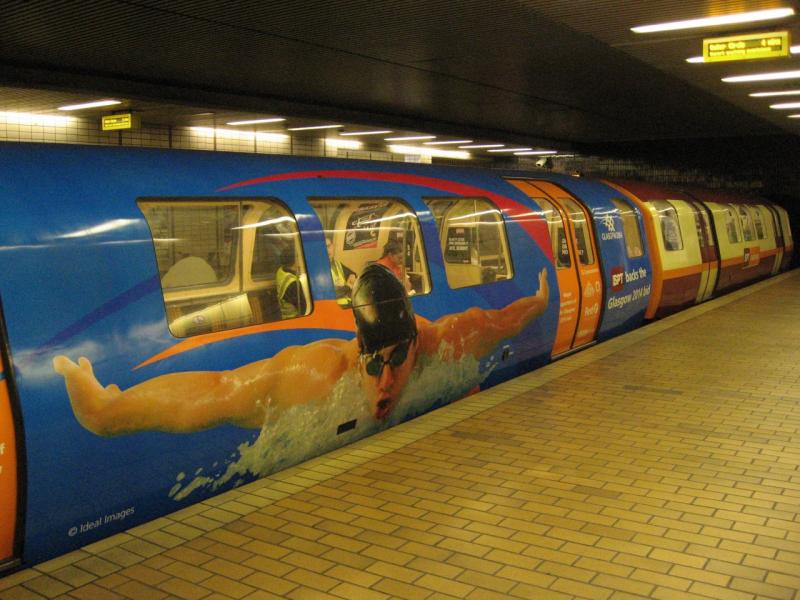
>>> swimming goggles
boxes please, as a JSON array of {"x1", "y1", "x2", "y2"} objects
[{"x1": 362, "y1": 338, "x2": 414, "y2": 377}]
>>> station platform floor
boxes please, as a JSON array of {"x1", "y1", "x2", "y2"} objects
[{"x1": 2, "y1": 270, "x2": 800, "y2": 600}]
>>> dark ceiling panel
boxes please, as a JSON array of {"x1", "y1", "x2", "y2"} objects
[{"x1": 0, "y1": 0, "x2": 796, "y2": 150}]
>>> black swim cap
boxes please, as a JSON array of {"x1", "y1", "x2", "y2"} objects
[{"x1": 352, "y1": 264, "x2": 417, "y2": 354}]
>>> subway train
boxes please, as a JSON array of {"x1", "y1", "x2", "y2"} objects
[{"x1": 0, "y1": 142, "x2": 793, "y2": 574}]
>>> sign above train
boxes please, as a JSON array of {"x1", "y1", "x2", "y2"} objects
[
  {"x1": 101, "y1": 113, "x2": 140, "y2": 131},
  {"x1": 703, "y1": 31, "x2": 790, "y2": 63}
]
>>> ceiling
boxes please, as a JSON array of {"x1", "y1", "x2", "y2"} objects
[{"x1": 0, "y1": 0, "x2": 799, "y2": 159}]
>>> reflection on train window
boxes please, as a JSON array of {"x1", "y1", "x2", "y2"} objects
[
  {"x1": 425, "y1": 197, "x2": 514, "y2": 288},
  {"x1": 559, "y1": 197, "x2": 594, "y2": 264},
  {"x1": 651, "y1": 200, "x2": 683, "y2": 251},
  {"x1": 309, "y1": 198, "x2": 431, "y2": 300},
  {"x1": 738, "y1": 206, "x2": 755, "y2": 242},
  {"x1": 723, "y1": 206, "x2": 740, "y2": 244},
  {"x1": 610, "y1": 198, "x2": 644, "y2": 258},
  {"x1": 535, "y1": 197, "x2": 570, "y2": 268},
  {"x1": 745, "y1": 205, "x2": 765, "y2": 240},
  {"x1": 139, "y1": 199, "x2": 310, "y2": 338}
]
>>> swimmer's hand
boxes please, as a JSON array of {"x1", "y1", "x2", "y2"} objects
[
  {"x1": 537, "y1": 268, "x2": 549, "y2": 306},
  {"x1": 53, "y1": 356, "x2": 119, "y2": 435}
]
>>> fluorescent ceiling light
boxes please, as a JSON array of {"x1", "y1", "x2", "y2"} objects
[
  {"x1": 384, "y1": 135, "x2": 436, "y2": 141},
  {"x1": 789, "y1": 114, "x2": 800, "y2": 118},
  {"x1": 458, "y1": 144, "x2": 504, "y2": 149},
  {"x1": 514, "y1": 150, "x2": 558, "y2": 156},
  {"x1": 687, "y1": 44, "x2": 800, "y2": 63},
  {"x1": 57, "y1": 99, "x2": 122, "y2": 111},
  {"x1": 488, "y1": 147, "x2": 532, "y2": 153},
  {"x1": 325, "y1": 138, "x2": 363, "y2": 149},
  {"x1": 226, "y1": 117, "x2": 285, "y2": 126},
  {"x1": 339, "y1": 130, "x2": 392, "y2": 136},
  {"x1": 0, "y1": 111, "x2": 73, "y2": 126},
  {"x1": 771, "y1": 101, "x2": 800, "y2": 109},
  {"x1": 632, "y1": 8, "x2": 794, "y2": 33},
  {"x1": 287, "y1": 124, "x2": 342, "y2": 131},
  {"x1": 423, "y1": 140, "x2": 473, "y2": 146},
  {"x1": 749, "y1": 89, "x2": 800, "y2": 97},
  {"x1": 189, "y1": 127, "x2": 288, "y2": 141},
  {"x1": 723, "y1": 69, "x2": 800, "y2": 83},
  {"x1": 388, "y1": 144, "x2": 470, "y2": 160}
]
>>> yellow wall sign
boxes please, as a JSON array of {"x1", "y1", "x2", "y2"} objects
[
  {"x1": 703, "y1": 31, "x2": 789, "y2": 63},
  {"x1": 101, "y1": 113, "x2": 140, "y2": 131}
]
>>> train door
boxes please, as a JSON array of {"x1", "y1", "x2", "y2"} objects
[
  {"x1": 687, "y1": 200, "x2": 719, "y2": 302},
  {"x1": 0, "y1": 304, "x2": 22, "y2": 572},
  {"x1": 532, "y1": 196, "x2": 580, "y2": 355},
  {"x1": 508, "y1": 180, "x2": 603, "y2": 355},
  {"x1": 765, "y1": 205, "x2": 785, "y2": 275}
]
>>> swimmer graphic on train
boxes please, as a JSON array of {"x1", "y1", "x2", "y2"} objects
[{"x1": 53, "y1": 266, "x2": 549, "y2": 436}]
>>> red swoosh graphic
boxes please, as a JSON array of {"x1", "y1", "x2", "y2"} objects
[{"x1": 219, "y1": 169, "x2": 551, "y2": 257}]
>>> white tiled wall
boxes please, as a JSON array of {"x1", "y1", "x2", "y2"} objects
[{"x1": 0, "y1": 113, "x2": 433, "y2": 163}]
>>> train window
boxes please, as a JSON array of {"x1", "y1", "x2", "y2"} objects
[
  {"x1": 139, "y1": 199, "x2": 310, "y2": 338},
  {"x1": 651, "y1": 200, "x2": 683, "y2": 251},
  {"x1": 723, "y1": 206, "x2": 740, "y2": 244},
  {"x1": 559, "y1": 197, "x2": 594, "y2": 264},
  {"x1": 424, "y1": 197, "x2": 514, "y2": 288},
  {"x1": 535, "y1": 197, "x2": 570, "y2": 268},
  {"x1": 309, "y1": 198, "x2": 431, "y2": 300},
  {"x1": 738, "y1": 206, "x2": 755, "y2": 242},
  {"x1": 610, "y1": 198, "x2": 644, "y2": 258},
  {"x1": 745, "y1": 205, "x2": 765, "y2": 240}
]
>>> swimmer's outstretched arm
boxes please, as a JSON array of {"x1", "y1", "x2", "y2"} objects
[
  {"x1": 53, "y1": 339, "x2": 355, "y2": 436},
  {"x1": 423, "y1": 268, "x2": 549, "y2": 359}
]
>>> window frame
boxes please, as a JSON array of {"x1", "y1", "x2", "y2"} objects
[
  {"x1": 424, "y1": 196, "x2": 515, "y2": 289},
  {"x1": 610, "y1": 197, "x2": 644, "y2": 259},
  {"x1": 308, "y1": 196, "x2": 433, "y2": 299},
  {"x1": 139, "y1": 196, "x2": 311, "y2": 338},
  {"x1": 651, "y1": 200, "x2": 684, "y2": 252}
]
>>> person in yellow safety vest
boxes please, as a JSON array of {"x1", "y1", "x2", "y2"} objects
[
  {"x1": 276, "y1": 244, "x2": 307, "y2": 319},
  {"x1": 326, "y1": 237, "x2": 356, "y2": 306}
]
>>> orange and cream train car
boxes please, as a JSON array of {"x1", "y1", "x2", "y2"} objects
[{"x1": 606, "y1": 179, "x2": 794, "y2": 319}]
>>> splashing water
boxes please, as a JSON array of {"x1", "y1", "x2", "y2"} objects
[{"x1": 169, "y1": 341, "x2": 489, "y2": 501}]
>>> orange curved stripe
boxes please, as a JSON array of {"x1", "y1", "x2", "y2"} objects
[
  {"x1": 136, "y1": 300, "x2": 356, "y2": 370},
  {"x1": 135, "y1": 300, "x2": 432, "y2": 370}
]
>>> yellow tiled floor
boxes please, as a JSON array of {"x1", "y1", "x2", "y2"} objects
[{"x1": 2, "y1": 270, "x2": 800, "y2": 600}]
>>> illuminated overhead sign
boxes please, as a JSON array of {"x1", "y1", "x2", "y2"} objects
[
  {"x1": 101, "y1": 113, "x2": 139, "y2": 131},
  {"x1": 703, "y1": 31, "x2": 790, "y2": 63}
]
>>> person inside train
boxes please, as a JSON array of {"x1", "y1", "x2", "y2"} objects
[
  {"x1": 52, "y1": 265, "x2": 548, "y2": 436},
  {"x1": 275, "y1": 243, "x2": 307, "y2": 319},
  {"x1": 376, "y1": 239, "x2": 413, "y2": 294},
  {"x1": 326, "y1": 236, "x2": 356, "y2": 306}
]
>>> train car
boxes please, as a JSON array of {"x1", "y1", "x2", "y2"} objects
[
  {"x1": 0, "y1": 142, "x2": 791, "y2": 575},
  {"x1": 604, "y1": 179, "x2": 793, "y2": 318}
]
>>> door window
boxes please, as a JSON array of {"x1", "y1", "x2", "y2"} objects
[
  {"x1": 536, "y1": 197, "x2": 571, "y2": 268},
  {"x1": 559, "y1": 197, "x2": 594, "y2": 264}
]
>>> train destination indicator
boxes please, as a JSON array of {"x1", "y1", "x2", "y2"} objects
[
  {"x1": 101, "y1": 113, "x2": 140, "y2": 131},
  {"x1": 703, "y1": 31, "x2": 790, "y2": 63}
]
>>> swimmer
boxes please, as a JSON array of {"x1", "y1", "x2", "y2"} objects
[{"x1": 54, "y1": 265, "x2": 548, "y2": 436}]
